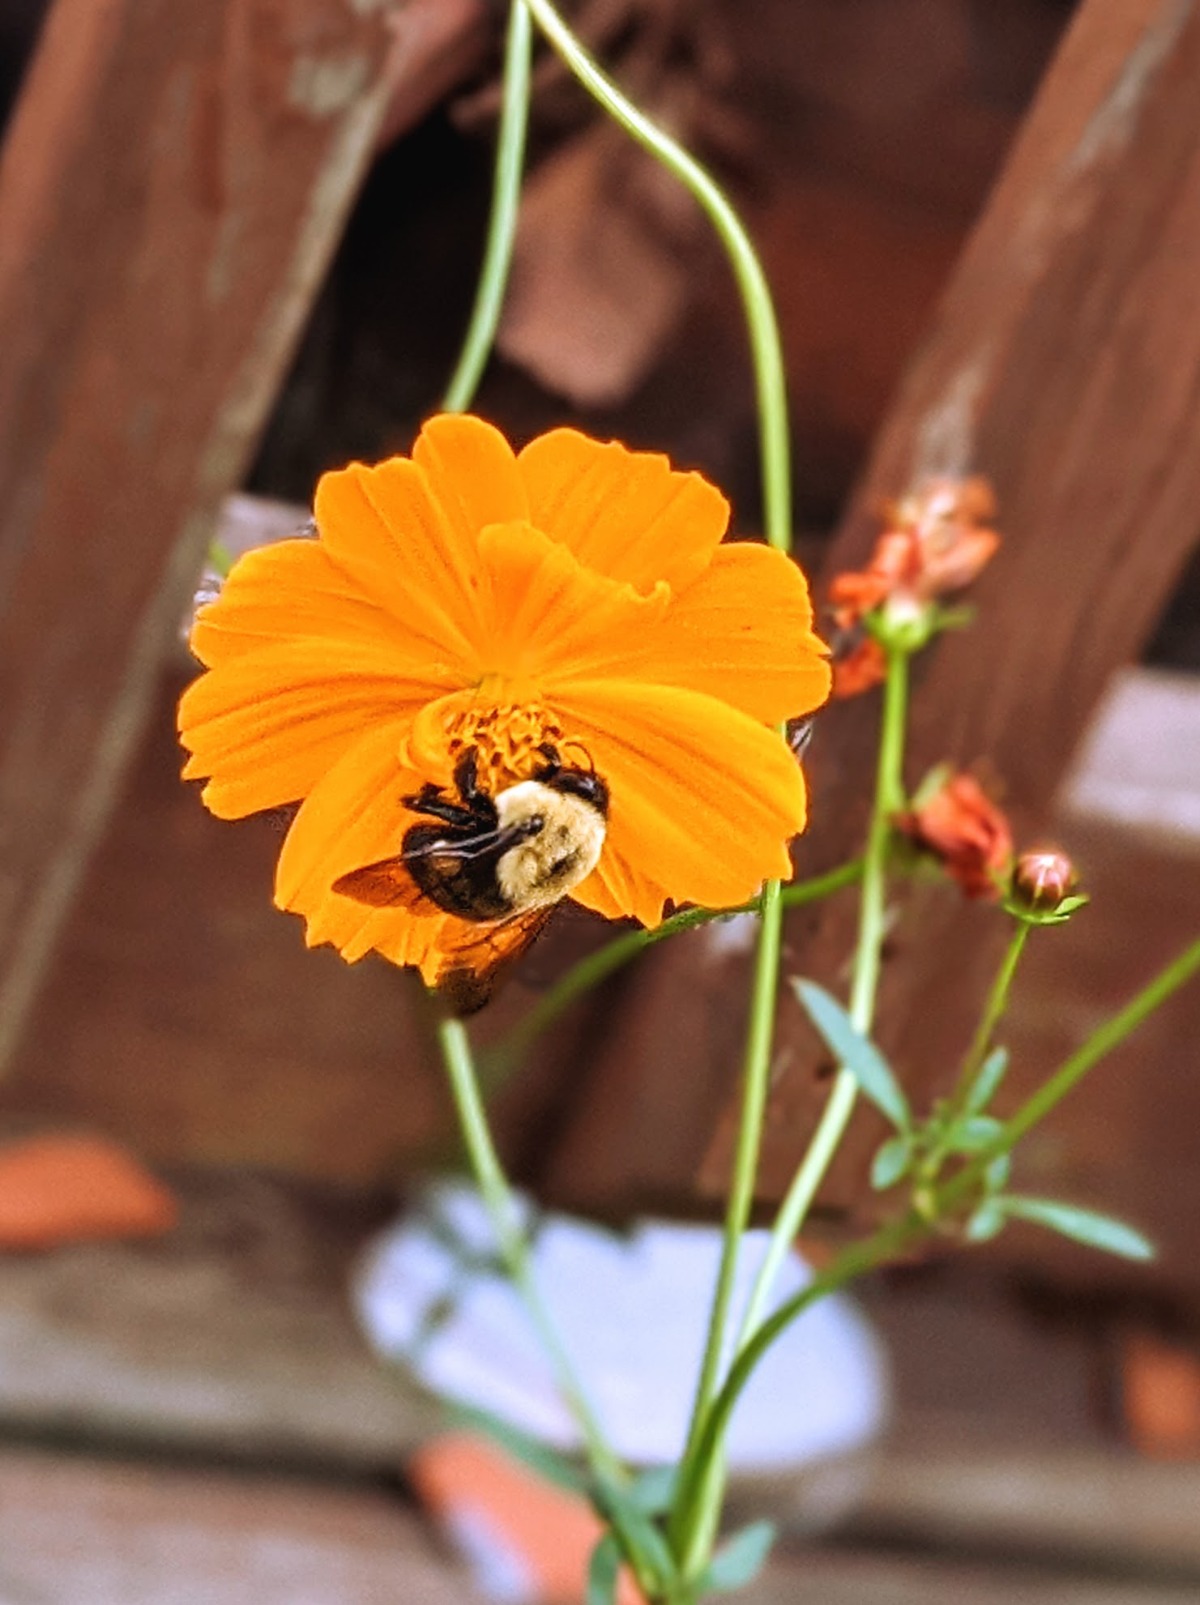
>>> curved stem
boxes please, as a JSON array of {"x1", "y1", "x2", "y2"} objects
[
  {"x1": 520, "y1": 0, "x2": 790, "y2": 551},
  {"x1": 949, "y1": 931, "x2": 1200, "y2": 1200},
  {"x1": 949, "y1": 920, "x2": 1030, "y2": 1112},
  {"x1": 490, "y1": 862, "x2": 864, "y2": 1076},
  {"x1": 734, "y1": 648, "x2": 910, "y2": 1353},
  {"x1": 517, "y1": 6, "x2": 802, "y2": 1586},
  {"x1": 436, "y1": 1016, "x2": 624, "y2": 1486},
  {"x1": 441, "y1": 1, "x2": 532, "y2": 414}
]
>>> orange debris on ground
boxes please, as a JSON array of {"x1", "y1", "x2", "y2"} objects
[{"x1": 0, "y1": 1133, "x2": 177, "y2": 1250}]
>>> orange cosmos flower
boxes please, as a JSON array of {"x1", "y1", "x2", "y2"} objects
[
  {"x1": 178, "y1": 415, "x2": 830, "y2": 1001},
  {"x1": 896, "y1": 772, "x2": 1014, "y2": 901}
]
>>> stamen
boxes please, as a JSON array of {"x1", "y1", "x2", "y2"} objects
[{"x1": 443, "y1": 702, "x2": 567, "y2": 793}]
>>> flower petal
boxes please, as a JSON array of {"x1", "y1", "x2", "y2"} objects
[
  {"x1": 473, "y1": 521, "x2": 669, "y2": 682},
  {"x1": 273, "y1": 719, "x2": 452, "y2": 977},
  {"x1": 517, "y1": 428, "x2": 729, "y2": 594},
  {"x1": 572, "y1": 847, "x2": 666, "y2": 929},
  {"x1": 190, "y1": 539, "x2": 440, "y2": 669},
  {"x1": 411, "y1": 413, "x2": 529, "y2": 546},
  {"x1": 552, "y1": 680, "x2": 807, "y2": 917},
  {"x1": 314, "y1": 457, "x2": 483, "y2": 664},
  {"x1": 178, "y1": 641, "x2": 438, "y2": 818},
  {"x1": 592, "y1": 543, "x2": 831, "y2": 724}
]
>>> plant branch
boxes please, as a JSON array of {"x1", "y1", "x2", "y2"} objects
[{"x1": 441, "y1": 1, "x2": 532, "y2": 414}]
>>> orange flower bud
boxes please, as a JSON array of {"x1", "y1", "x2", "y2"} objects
[
  {"x1": 830, "y1": 636, "x2": 887, "y2": 699},
  {"x1": 897, "y1": 773, "x2": 1013, "y2": 900},
  {"x1": 1013, "y1": 849, "x2": 1077, "y2": 910}
]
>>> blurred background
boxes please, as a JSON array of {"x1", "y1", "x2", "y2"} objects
[{"x1": 1, "y1": 0, "x2": 1200, "y2": 1600}]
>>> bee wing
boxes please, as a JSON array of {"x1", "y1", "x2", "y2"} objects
[
  {"x1": 433, "y1": 907, "x2": 554, "y2": 1015},
  {"x1": 331, "y1": 856, "x2": 428, "y2": 910}
]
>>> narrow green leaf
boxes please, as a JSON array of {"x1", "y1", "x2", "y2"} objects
[
  {"x1": 628, "y1": 1464, "x2": 678, "y2": 1515},
  {"x1": 447, "y1": 1403, "x2": 588, "y2": 1494},
  {"x1": 965, "y1": 1201, "x2": 1006, "y2": 1242},
  {"x1": 792, "y1": 979, "x2": 910, "y2": 1130},
  {"x1": 984, "y1": 1152, "x2": 1012, "y2": 1194},
  {"x1": 964, "y1": 1046, "x2": 1009, "y2": 1115},
  {"x1": 951, "y1": 1115, "x2": 1006, "y2": 1153},
  {"x1": 1000, "y1": 1197, "x2": 1155, "y2": 1261},
  {"x1": 871, "y1": 1134, "x2": 911, "y2": 1191},
  {"x1": 592, "y1": 1475, "x2": 675, "y2": 1588},
  {"x1": 699, "y1": 1520, "x2": 777, "y2": 1593},
  {"x1": 587, "y1": 1533, "x2": 622, "y2": 1605}
]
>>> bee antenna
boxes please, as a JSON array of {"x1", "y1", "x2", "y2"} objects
[{"x1": 557, "y1": 737, "x2": 595, "y2": 774}]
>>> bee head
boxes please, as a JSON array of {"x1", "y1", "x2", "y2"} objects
[{"x1": 533, "y1": 742, "x2": 609, "y2": 817}]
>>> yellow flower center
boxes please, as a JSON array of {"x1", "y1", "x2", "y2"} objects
[
  {"x1": 405, "y1": 675, "x2": 576, "y2": 795},
  {"x1": 446, "y1": 700, "x2": 566, "y2": 792}
]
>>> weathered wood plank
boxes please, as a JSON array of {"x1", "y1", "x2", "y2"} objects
[
  {"x1": 846, "y1": 1438, "x2": 1200, "y2": 1578},
  {"x1": 0, "y1": 0, "x2": 487, "y2": 1079},
  {"x1": 0, "y1": 1169, "x2": 437, "y2": 1466},
  {"x1": 0, "y1": 1445, "x2": 464, "y2": 1605}
]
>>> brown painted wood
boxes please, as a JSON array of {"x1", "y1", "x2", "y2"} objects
[
  {"x1": 541, "y1": 0, "x2": 1200, "y2": 1231},
  {"x1": 0, "y1": 1446, "x2": 465, "y2": 1605},
  {"x1": 0, "y1": 0, "x2": 487, "y2": 1079}
]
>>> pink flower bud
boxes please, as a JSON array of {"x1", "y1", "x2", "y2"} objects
[{"x1": 1013, "y1": 849, "x2": 1077, "y2": 910}]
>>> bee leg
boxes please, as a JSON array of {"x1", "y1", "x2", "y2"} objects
[
  {"x1": 533, "y1": 740, "x2": 562, "y2": 782},
  {"x1": 453, "y1": 747, "x2": 487, "y2": 806}
]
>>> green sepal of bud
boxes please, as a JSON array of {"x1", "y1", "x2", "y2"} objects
[{"x1": 1002, "y1": 891, "x2": 1089, "y2": 927}]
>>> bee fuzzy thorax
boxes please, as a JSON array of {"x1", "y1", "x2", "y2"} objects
[{"x1": 494, "y1": 779, "x2": 607, "y2": 913}]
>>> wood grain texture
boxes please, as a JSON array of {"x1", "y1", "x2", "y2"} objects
[
  {"x1": 0, "y1": 0, "x2": 486, "y2": 1078},
  {"x1": 0, "y1": 1446, "x2": 465, "y2": 1605},
  {"x1": 542, "y1": 0, "x2": 1200, "y2": 1225}
]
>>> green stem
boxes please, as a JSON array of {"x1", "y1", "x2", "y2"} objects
[
  {"x1": 948, "y1": 932, "x2": 1200, "y2": 1202},
  {"x1": 733, "y1": 648, "x2": 910, "y2": 1354},
  {"x1": 671, "y1": 650, "x2": 908, "y2": 1580},
  {"x1": 436, "y1": 1016, "x2": 624, "y2": 1486},
  {"x1": 949, "y1": 921, "x2": 1030, "y2": 1111},
  {"x1": 518, "y1": 5, "x2": 800, "y2": 1585},
  {"x1": 681, "y1": 881, "x2": 786, "y2": 1446},
  {"x1": 441, "y1": 1, "x2": 532, "y2": 414},
  {"x1": 679, "y1": 929, "x2": 1200, "y2": 1506},
  {"x1": 520, "y1": 0, "x2": 790, "y2": 551},
  {"x1": 490, "y1": 862, "x2": 863, "y2": 1076}
]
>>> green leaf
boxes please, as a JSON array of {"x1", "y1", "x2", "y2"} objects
[
  {"x1": 965, "y1": 1201, "x2": 1006, "y2": 1242},
  {"x1": 587, "y1": 1533, "x2": 622, "y2": 1605},
  {"x1": 699, "y1": 1520, "x2": 777, "y2": 1593},
  {"x1": 1055, "y1": 894, "x2": 1090, "y2": 915},
  {"x1": 951, "y1": 1115, "x2": 1006, "y2": 1153},
  {"x1": 964, "y1": 1046, "x2": 1009, "y2": 1115},
  {"x1": 792, "y1": 980, "x2": 910, "y2": 1130},
  {"x1": 984, "y1": 1152, "x2": 1012, "y2": 1194},
  {"x1": 871, "y1": 1134, "x2": 912, "y2": 1190},
  {"x1": 591, "y1": 1475, "x2": 675, "y2": 1590},
  {"x1": 628, "y1": 1464, "x2": 678, "y2": 1515},
  {"x1": 1000, "y1": 1197, "x2": 1155, "y2": 1261},
  {"x1": 446, "y1": 1403, "x2": 588, "y2": 1495}
]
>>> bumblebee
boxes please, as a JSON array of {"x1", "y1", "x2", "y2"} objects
[{"x1": 333, "y1": 744, "x2": 609, "y2": 1011}]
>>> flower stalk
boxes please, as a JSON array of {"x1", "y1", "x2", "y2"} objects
[
  {"x1": 441, "y1": 0, "x2": 532, "y2": 414},
  {"x1": 437, "y1": 1016, "x2": 625, "y2": 1487},
  {"x1": 950, "y1": 920, "x2": 1030, "y2": 1112}
]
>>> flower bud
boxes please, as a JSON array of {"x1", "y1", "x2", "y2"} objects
[{"x1": 1013, "y1": 849, "x2": 1076, "y2": 910}]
